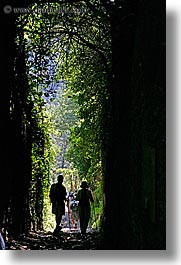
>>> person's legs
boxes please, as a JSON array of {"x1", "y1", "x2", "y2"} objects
[
  {"x1": 79, "y1": 208, "x2": 88, "y2": 234},
  {"x1": 78, "y1": 207, "x2": 84, "y2": 233},
  {"x1": 53, "y1": 214, "x2": 62, "y2": 236},
  {"x1": 82, "y1": 207, "x2": 90, "y2": 233},
  {"x1": 53, "y1": 204, "x2": 63, "y2": 236},
  {"x1": 74, "y1": 211, "x2": 78, "y2": 228},
  {"x1": 82, "y1": 216, "x2": 89, "y2": 234},
  {"x1": 56, "y1": 213, "x2": 62, "y2": 227}
]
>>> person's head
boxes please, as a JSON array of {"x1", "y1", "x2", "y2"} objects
[
  {"x1": 80, "y1": 181, "x2": 88, "y2": 189},
  {"x1": 58, "y1": 174, "x2": 63, "y2": 184},
  {"x1": 69, "y1": 192, "x2": 74, "y2": 197},
  {"x1": 69, "y1": 192, "x2": 74, "y2": 200}
]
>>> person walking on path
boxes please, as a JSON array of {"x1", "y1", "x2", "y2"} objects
[
  {"x1": 69, "y1": 199, "x2": 79, "y2": 229},
  {"x1": 49, "y1": 174, "x2": 67, "y2": 236},
  {"x1": 76, "y1": 181, "x2": 94, "y2": 234}
]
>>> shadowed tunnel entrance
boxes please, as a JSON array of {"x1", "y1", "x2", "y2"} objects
[{"x1": 0, "y1": 0, "x2": 165, "y2": 250}]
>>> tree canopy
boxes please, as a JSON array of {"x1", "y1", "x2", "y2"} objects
[
  {"x1": 12, "y1": 0, "x2": 112, "y2": 230},
  {"x1": 0, "y1": 0, "x2": 165, "y2": 249}
]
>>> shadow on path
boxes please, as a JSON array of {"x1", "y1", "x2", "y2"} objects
[{"x1": 6, "y1": 229, "x2": 101, "y2": 250}]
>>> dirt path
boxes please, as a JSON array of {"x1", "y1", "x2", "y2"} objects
[{"x1": 6, "y1": 229, "x2": 102, "y2": 250}]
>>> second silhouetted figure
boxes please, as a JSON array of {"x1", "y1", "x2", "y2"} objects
[{"x1": 76, "y1": 181, "x2": 94, "y2": 234}]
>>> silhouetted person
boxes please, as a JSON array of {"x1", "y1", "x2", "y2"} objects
[
  {"x1": 49, "y1": 175, "x2": 67, "y2": 236},
  {"x1": 76, "y1": 181, "x2": 94, "y2": 234},
  {"x1": 69, "y1": 199, "x2": 79, "y2": 229}
]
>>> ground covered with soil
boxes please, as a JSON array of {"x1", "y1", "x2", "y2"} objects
[{"x1": 5, "y1": 229, "x2": 102, "y2": 250}]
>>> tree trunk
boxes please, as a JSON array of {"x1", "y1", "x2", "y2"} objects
[
  {"x1": 102, "y1": 6, "x2": 137, "y2": 249},
  {"x1": 102, "y1": 0, "x2": 165, "y2": 249}
]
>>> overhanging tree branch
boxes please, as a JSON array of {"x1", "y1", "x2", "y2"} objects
[{"x1": 48, "y1": 29, "x2": 111, "y2": 76}]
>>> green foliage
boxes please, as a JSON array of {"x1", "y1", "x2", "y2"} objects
[
  {"x1": 15, "y1": 0, "x2": 111, "y2": 230},
  {"x1": 47, "y1": 87, "x2": 78, "y2": 174},
  {"x1": 90, "y1": 180, "x2": 103, "y2": 229},
  {"x1": 27, "y1": 86, "x2": 55, "y2": 230}
]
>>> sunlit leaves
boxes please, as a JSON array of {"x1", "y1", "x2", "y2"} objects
[{"x1": 15, "y1": 0, "x2": 112, "y2": 228}]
